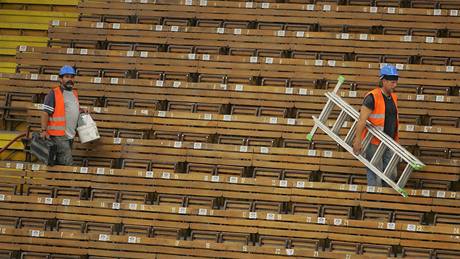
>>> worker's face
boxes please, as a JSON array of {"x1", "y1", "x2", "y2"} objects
[
  {"x1": 60, "y1": 74, "x2": 75, "y2": 89},
  {"x1": 382, "y1": 79, "x2": 398, "y2": 93}
]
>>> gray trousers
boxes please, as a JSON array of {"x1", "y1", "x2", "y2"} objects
[
  {"x1": 365, "y1": 143, "x2": 397, "y2": 187},
  {"x1": 50, "y1": 136, "x2": 73, "y2": 166}
]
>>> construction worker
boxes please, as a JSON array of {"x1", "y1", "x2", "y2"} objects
[
  {"x1": 40, "y1": 65, "x2": 81, "y2": 165},
  {"x1": 353, "y1": 65, "x2": 399, "y2": 187}
]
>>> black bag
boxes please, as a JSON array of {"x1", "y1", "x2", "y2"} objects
[{"x1": 30, "y1": 132, "x2": 57, "y2": 165}]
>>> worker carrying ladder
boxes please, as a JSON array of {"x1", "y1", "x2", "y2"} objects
[{"x1": 307, "y1": 75, "x2": 425, "y2": 197}]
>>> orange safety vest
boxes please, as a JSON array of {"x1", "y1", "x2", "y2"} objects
[
  {"x1": 361, "y1": 88, "x2": 399, "y2": 145},
  {"x1": 47, "y1": 87, "x2": 79, "y2": 136}
]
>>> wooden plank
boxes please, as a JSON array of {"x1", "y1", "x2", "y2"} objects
[
  {"x1": 0, "y1": 232, "x2": 385, "y2": 258},
  {"x1": 0, "y1": 0, "x2": 78, "y2": 5},
  {"x1": 48, "y1": 21, "x2": 460, "y2": 57},
  {"x1": 1, "y1": 193, "x2": 459, "y2": 247},
  {"x1": 78, "y1": 0, "x2": 460, "y2": 30},
  {"x1": 15, "y1": 47, "x2": 460, "y2": 88},
  {"x1": 2, "y1": 161, "x2": 459, "y2": 214}
]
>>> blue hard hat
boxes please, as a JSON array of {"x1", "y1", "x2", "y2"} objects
[
  {"x1": 380, "y1": 64, "x2": 398, "y2": 78},
  {"x1": 59, "y1": 65, "x2": 76, "y2": 76}
]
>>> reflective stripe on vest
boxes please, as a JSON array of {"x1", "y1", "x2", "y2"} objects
[
  {"x1": 47, "y1": 87, "x2": 79, "y2": 136},
  {"x1": 48, "y1": 125, "x2": 66, "y2": 130},
  {"x1": 49, "y1": 116, "x2": 65, "y2": 122},
  {"x1": 368, "y1": 114, "x2": 385, "y2": 119},
  {"x1": 361, "y1": 88, "x2": 399, "y2": 145}
]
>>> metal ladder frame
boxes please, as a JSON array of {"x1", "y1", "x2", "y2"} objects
[{"x1": 307, "y1": 76, "x2": 425, "y2": 197}]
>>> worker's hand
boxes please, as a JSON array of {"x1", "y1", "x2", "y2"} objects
[
  {"x1": 40, "y1": 130, "x2": 50, "y2": 140},
  {"x1": 352, "y1": 138, "x2": 363, "y2": 155}
]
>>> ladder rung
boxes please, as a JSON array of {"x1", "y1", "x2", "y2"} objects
[
  {"x1": 307, "y1": 99, "x2": 336, "y2": 141},
  {"x1": 383, "y1": 153, "x2": 399, "y2": 177},
  {"x1": 370, "y1": 142, "x2": 386, "y2": 166},
  {"x1": 318, "y1": 100, "x2": 335, "y2": 122},
  {"x1": 344, "y1": 120, "x2": 357, "y2": 145},
  {"x1": 361, "y1": 131, "x2": 374, "y2": 153},
  {"x1": 397, "y1": 164, "x2": 413, "y2": 188},
  {"x1": 331, "y1": 110, "x2": 347, "y2": 134}
]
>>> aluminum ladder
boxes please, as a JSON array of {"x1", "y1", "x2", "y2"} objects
[{"x1": 306, "y1": 76, "x2": 425, "y2": 197}]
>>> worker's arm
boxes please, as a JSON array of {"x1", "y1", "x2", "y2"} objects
[
  {"x1": 40, "y1": 111, "x2": 50, "y2": 139},
  {"x1": 352, "y1": 105, "x2": 372, "y2": 155}
]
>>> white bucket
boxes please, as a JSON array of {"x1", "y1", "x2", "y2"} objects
[
  {"x1": 77, "y1": 123, "x2": 100, "y2": 143},
  {"x1": 79, "y1": 113, "x2": 95, "y2": 126}
]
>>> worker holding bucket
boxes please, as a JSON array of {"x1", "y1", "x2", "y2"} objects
[{"x1": 39, "y1": 65, "x2": 99, "y2": 165}]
